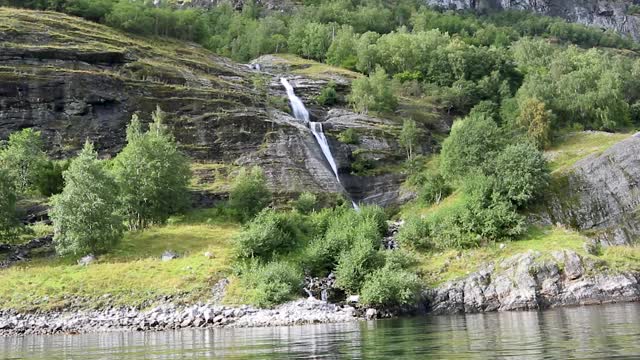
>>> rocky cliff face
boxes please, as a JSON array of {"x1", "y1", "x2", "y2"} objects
[
  {"x1": 0, "y1": 9, "x2": 410, "y2": 206},
  {"x1": 425, "y1": 0, "x2": 640, "y2": 41},
  {"x1": 425, "y1": 250, "x2": 640, "y2": 314},
  {"x1": 536, "y1": 134, "x2": 640, "y2": 245}
]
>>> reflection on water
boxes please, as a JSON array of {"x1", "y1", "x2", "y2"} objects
[{"x1": 2, "y1": 303, "x2": 640, "y2": 359}]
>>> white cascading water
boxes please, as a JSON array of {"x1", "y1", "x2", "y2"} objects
[
  {"x1": 280, "y1": 78, "x2": 339, "y2": 181},
  {"x1": 280, "y1": 78, "x2": 360, "y2": 211}
]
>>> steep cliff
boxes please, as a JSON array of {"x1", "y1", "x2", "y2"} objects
[
  {"x1": 536, "y1": 133, "x2": 640, "y2": 245},
  {"x1": 0, "y1": 8, "x2": 410, "y2": 205},
  {"x1": 425, "y1": 0, "x2": 640, "y2": 41}
]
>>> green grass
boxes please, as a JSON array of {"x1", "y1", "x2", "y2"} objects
[
  {"x1": 0, "y1": 210, "x2": 239, "y2": 312},
  {"x1": 265, "y1": 54, "x2": 362, "y2": 80},
  {"x1": 189, "y1": 162, "x2": 239, "y2": 194},
  {"x1": 417, "y1": 225, "x2": 589, "y2": 286},
  {"x1": 546, "y1": 131, "x2": 632, "y2": 173}
]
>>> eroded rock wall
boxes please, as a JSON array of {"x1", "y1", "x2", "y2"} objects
[{"x1": 425, "y1": 0, "x2": 640, "y2": 41}]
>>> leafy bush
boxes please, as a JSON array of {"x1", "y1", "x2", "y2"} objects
[
  {"x1": 419, "y1": 172, "x2": 451, "y2": 205},
  {"x1": 229, "y1": 166, "x2": 272, "y2": 222},
  {"x1": 237, "y1": 260, "x2": 303, "y2": 308},
  {"x1": 396, "y1": 216, "x2": 432, "y2": 250},
  {"x1": 334, "y1": 235, "x2": 382, "y2": 294},
  {"x1": 440, "y1": 113, "x2": 504, "y2": 184},
  {"x1": 316, "y1": 81, "x2": 338, "y2": 106},
  {"x1": 348, "y1": 66, "x2": 397, "y2": 114},
  {"x1": 360, "y1": 266, "x2": 421, "y2": 307},
  {"x1": 294, "y1": 192, "x2": 318, "y2": 215},
  {"x1": 358, "y1": 204, "x2": 388, "y2": 236},
  {"x1": 0, "y1": 169, "x2": 17, "y2": 238},
  {"x1": 490, "y1": 142, "x2": 549, "y2": 207},
  {"x1": 337, "y1": 128, "x2": 360, "y2": 145},
  {"x1": 234, "y1": 209, "x2": 306, "y2": 260},
  {"x1": 36, "y1": 160, "x2": 69, "y2": 197}
]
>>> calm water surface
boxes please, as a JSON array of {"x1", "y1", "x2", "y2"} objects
[{"x1": 2, "y1": 303, "x2": 640, "y2": 359}]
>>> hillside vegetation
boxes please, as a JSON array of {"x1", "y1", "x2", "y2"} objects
[{"x1": 0, "y1": 1, "x2": 639, "y2": 313}]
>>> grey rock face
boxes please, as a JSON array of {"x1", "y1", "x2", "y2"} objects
[
  {"x1": 424, "y1": 0, "x2": 640, "y2": 41},
  {"x1": 424, "y1": 250, "x2": 640, "y2": 314},
  {"x1": 536, "y1": 134, "x2": 640, "y2": 245}
]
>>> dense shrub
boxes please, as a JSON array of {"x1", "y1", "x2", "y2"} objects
[
  {"x1": 360, "y1": 266, "x2": 421, "y2": 307},
  {"x1": 238, "y1": 260, "x2": 303, "y2": 308},
  {"x1": 316, "y1": 81, "x2": 339, "y2": 106},
  {"x1": 0, "y1": 169, "x2": 17, "y2": 238},
  {"x1": 0, "y1": 128, "x2": 47, "y2": 194},
  {"x1": 419, "y1": 173, "x2": 451, "y2": 205},
  {"x1": 396, "y1": 216, "x2": 432, "y2": 250},
  {"x1": 234, "y1": 209, "x2": 307, "y2": 260},
  {"x1": 337, "y1": 128, "x2": 360, "y2": 145},
  {"x1": 349, "y1": 67, "x2": 397, "y2": 113},
  {"x1": 334, "y1": 235, "x2": 382, "y2": 293},
  {"x1": 294, "y1": 192, "x2": 318, "y2": 215},
  {"x1": 229, "y1": 166, "x2": 272, "y2": 222},
  {"x1": 36, "y1": 160, "x2": 69, "y2": 197}
]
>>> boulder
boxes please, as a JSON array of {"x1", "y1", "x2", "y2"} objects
[
  {"x1": 77, "y1": 254, "x2": 96, "y2": 266},
  {"x1": 161, "y1": 251, "x2": 179, "y2": 262}
]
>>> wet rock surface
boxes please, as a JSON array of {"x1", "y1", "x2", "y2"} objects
[
  {"x1": 0, "y1": 298, "x2": 357, "y2": 337},
  {"x1": 0, "y1": 235, "x2": 54, "y2": 269},
  {"x1": 424, "y1": 250, "x2": 640, "y2": 314}
]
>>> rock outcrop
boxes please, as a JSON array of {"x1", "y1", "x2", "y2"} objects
[
  {"x1": 0, "y1": 9, "x2": 411, "y2": 206},
  {"x1": 425, "y1": 0, "x2": 640, "y2": 41},
  {"x1": 425, "y1": 250, "x2": 640, "y2": 314},
  {"x1": 536, "y1": 134, "x2": 640, "y2": 245}
]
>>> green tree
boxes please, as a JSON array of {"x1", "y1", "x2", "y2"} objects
[
  {"x1": 348, "y1": 67, "x2": 397, "y2": 114},
  {"x1": 517, "y1": 97, "x2": 553, "y2": 149},
  {"x1": 112, "y1": 108, "x2": 191, "y2": 230},
  {"x1": 0, "y1": 169, "x2": 17, "y2": 238},
  {"x1": 229, "y1": 166, "x2": 272, "y2": 222},
  {"x1": 399, "y1": 119, "x2": 418, "y2": 160},
  {"x1": 326, "y1": 25, "x2": 357, "y2": 69},
  {"x1": 0, "y1": 128, "x2": 47, "y2": 194},
  {"x1": 440, "y1": 114, "x2": 504, "y2": 184},
  {"x1": 51, "y1": 141, "x2": 123, "y2": 256}
]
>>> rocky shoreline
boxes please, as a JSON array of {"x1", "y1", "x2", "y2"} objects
[
  {"x1": 424, "y1": 250, "x2": 640, "y2": 314},
  {"x1": 0, "y1": 298, "x2": 359, "y2": 337}
]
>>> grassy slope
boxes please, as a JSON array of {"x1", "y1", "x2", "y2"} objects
[
  {"x1": 0, "y1": 210, "x2": 239, "y2": 312},
  {"x1": 403, "y1": 131, "x2": 640, "y2": 286}
]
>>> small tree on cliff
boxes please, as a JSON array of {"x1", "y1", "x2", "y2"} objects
[
  {"x1": 399, "y1": 118, "x2": 418, "y2": 160},
  {"x1": 112, "y1": 107, "x2": 191, "y2": 230},
  {"x1": 51, "y1": 141, "x2": 123, "y2": 256}
]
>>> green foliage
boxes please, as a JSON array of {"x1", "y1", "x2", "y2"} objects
[
  {"x1": 348, "y1": 66, "x2": 397, "y2": 114},
  {"x1": 112, "y1": 108, "x2": 191, "y2": 230},
  {"x1": 334, "y1": 234, "x2": 382, "y2": 294},
  {"x1": 228, "y1": 166, "x2": 272, "y2": 222},
  {"x1": 419, "y1": 172, "x2": 451, "y2": 205},
  {"x1": 234, "y1": 209, "x2": 306, "y2": 261},
  {"x1": 516, "y1": 97, "x2": 552, "y2": 149},
  {"x1": 326, "y1": 25, "x2": 358, "y2": 69},
  {"x1": 36, "y1": 160, "x2": 69, "y2": 197},
  {"x1": 440, "y1": 114, "x2": 504, "y2": 184},
  {"x1": 294, "y1": 192, "x2": 318, "y2": 215},
  {"x1": 0, "y1": 128, "x2": 47, "y2": 194},
  {"x1": 360, "y1": 265, "x2": 421, "y2": 307},
  {"x1": 396, "y1": 216, "x2": 432, "y2": 250},
  {"x1": 316, "y1": 81, "x2": 339, "y2": 106},
  {"x1": 399, "y1": 119, "x2": 418, "y2": 160},
  {"x1": 490, "y1": 142, "x2": 549, "y2": 207},
  {"x1": 50, "y1": 142, "x2": 123, "y2": 256},
  {"x1": 236, "y1": 260, "x2": 303, "y2": 308},
  {"x1": 337, "y1": 128, "x2": 360, "y2": 145},
  {"x1": 0, "y1": 169, "x2": 17, "y2": 238}
]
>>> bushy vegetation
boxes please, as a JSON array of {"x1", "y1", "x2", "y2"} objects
[
  {"x1": 228, "y1": 166, "x2": 272, "y2": 222},
  {"x1": 113, "y1": 108, "x2": 191, "y2": 230},
  {"x1": 234, "y1": 209, "x2": 308, "y2": 260},
  {"x1": 0, "y1": 169, "x2": 17, "y2": 238},
  {"x1": 50, "y1": 142, "x2": 124, "y2": 256},
  {"x1": 0, "y1": 128, "x2": 47, "y2": 194},
  {"x1": 293, "y1": 192, "x2": 318, "y2": 215},
  {"x1": 233, "y1": 260, "x2": 303, "y2": 308}
]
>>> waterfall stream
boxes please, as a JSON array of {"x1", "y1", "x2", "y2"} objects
[{"x1": 280, "y1": 78, "x2": 360, "y2": 210}]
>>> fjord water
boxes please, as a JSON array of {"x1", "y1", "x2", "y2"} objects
[{"x1": 3, "y1": 303, "x2": 640, "y2": 359}]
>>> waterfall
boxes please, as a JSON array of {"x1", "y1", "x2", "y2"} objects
[
  {"x1": 280, "y1": 78, "x2": 310, "y2": 123},
  {"x1": 281, "y1": 78, "x2": 360, "y2": 209}
]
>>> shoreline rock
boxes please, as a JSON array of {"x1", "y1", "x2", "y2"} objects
[
  {"x1": 0, "y1": 298, "x2": 358, "y2": 337},
  {"x1": 424, "y1": 250, "x2": 640, "y2": 314}
]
